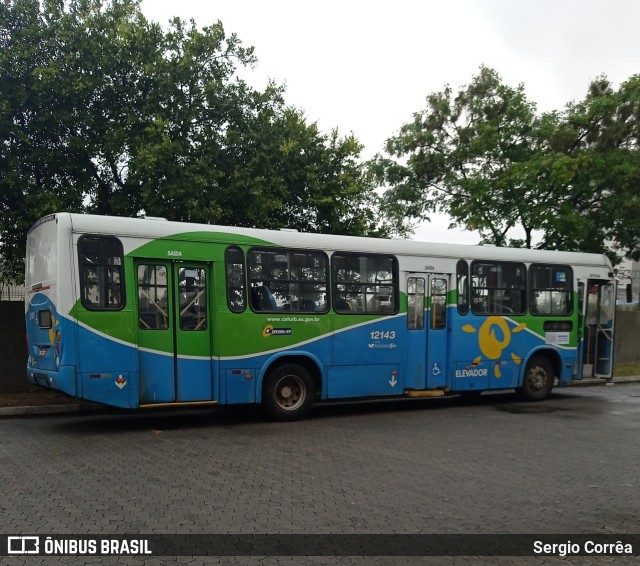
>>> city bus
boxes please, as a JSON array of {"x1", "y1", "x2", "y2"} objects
[{"x1": 25, "y1": 213, "x2": 618, "y2": 420}]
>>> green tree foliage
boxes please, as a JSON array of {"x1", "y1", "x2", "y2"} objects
[
  {"x1": 0, "y1": 0, "x2": 388, "y2": 283},
  {"x1": 374, "y1": 66, "x2": 640, "y2": 263},
  {"x1": 541, "y1": 76, "x2": 640, "y2": 261}
]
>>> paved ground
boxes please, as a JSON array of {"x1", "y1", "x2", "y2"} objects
[
  {"x1": 2, "y1": 375, "x2": 637, "y2": 414},
  {"x1": 1, "y1": 384, "x2": 639, "y2": 565}
]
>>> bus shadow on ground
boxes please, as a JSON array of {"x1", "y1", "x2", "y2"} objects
[
  {"x1": 52, "y1": 405, "x2": 262, "y2": 435},
  {"x1": 51, "y1": 389, "x2": 590, "y2": 434}
]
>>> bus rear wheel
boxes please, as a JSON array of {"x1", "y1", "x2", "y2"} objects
[
  {"x1": 262, "y1": 363, "x2": 313, "y2": 421},
  {"x1": 519, "y1": 355, "x2": 554, "y2": 401}
]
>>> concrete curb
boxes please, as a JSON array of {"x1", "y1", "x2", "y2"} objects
[
  {"x1": 2, "y1": 376, "x2": 640, "y2": 417},
  {"x1": 568, "y1": 375, "x2": 640, "y2": 386},
  {"x1": 0, "y1": 402, "x2": 107, "y2": 417},
  {"x1": 0, "y1": 404, "x2": 85, "y2": 417}
]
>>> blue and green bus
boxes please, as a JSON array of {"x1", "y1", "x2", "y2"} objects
[{"x1": 25, "y1": 213, "x2": 618, "y2": 420}]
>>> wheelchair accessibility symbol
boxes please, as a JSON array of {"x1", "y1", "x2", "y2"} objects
[{"x1": 432, "y1": 363, "x2": 442, "y2": 376}]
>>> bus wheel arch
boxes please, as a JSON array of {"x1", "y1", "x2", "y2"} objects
[
  {"x1": 518, "y1": 350, "x2": 558, "y2": 401},
  {"x1": 260, "y1": 355, "x2": 322, "y2": 421}
]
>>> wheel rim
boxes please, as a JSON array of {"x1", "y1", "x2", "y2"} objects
[
  {"x1": 274, "y1": 374, "x2": 306, "y2": 411},
  {"x1": 527, "y1": 365, "x2": 548, "y2": 392}
]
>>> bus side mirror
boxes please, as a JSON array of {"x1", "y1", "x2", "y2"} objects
[{"x1": 626, "y1": 283, "x2": 633, "y2": 303}]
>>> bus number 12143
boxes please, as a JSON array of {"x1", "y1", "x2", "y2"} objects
[{"x1": 370, "y1": 330, "x2": 396, "y2": 340}]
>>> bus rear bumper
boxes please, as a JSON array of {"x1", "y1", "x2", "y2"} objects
[{"x1": 27, "y1": 365, "x2": 76, "y2": 397}]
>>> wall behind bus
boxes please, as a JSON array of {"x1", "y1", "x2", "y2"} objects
[
  {"x1": 614, "y1": 310, "x2": 640, "y2": 366},
  {"x1": 0, "y1": 301, "x2": 27, "y2": 393}
]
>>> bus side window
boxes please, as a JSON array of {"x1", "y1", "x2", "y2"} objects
[
  {"x1": 78, "y1": 235, "x2": 125, "y2": 310},
  {"x1": 248, "y1": 248, "x2": 328, "y2": 313},
  {"x1": 529, "y1": 264, "x2": 573, "y2": 316},
  {"x1": 225, "y1": 247, "x2": 246, "y2": 313},
  {"x1": 471, "y1": 261, "x2": 526, "y2": 315},
  {"x1": 456, "y1": 260, "x2": 469, "y2": 315},
  {"x1": 332, "y1": 253, "x2": 398, "y2": 315}
]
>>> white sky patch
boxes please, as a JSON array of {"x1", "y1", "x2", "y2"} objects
[{"x1": 140, "y1": 0, "x2": 640, "y2": 245}]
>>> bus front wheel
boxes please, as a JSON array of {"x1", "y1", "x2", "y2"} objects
[
  {"x1": 262, "y1": 364, "x2": 313, "y2": 421},
  {"x1": 519, "y1": 355, "x2": 554, "y2": 401}
]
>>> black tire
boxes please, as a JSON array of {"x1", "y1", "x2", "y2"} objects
[
  {"x1": 519, "y1": 355, "x2": 554, "y2": 401},
  {"x1": 262, "y1": 363, "x2": 314, "y2": 421}
]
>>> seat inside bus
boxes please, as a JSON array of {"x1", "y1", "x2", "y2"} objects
[{"x1": 251, "y1": 285, "x2": 278, "y2": 311}]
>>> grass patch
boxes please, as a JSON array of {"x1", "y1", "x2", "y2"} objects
[{"x1": 614, "y1": 363, "x2": 640, "y2": 377}]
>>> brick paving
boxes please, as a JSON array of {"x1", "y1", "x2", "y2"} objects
[{"x1": 1, "y1": 384, "x2": 639, "y2": 565}]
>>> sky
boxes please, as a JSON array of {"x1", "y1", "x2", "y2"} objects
[{"x1": 140, "y1": 0, "x2": 640, "y2": 244}]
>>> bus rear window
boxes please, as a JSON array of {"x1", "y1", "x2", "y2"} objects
[{"x1": 78, "y1": 235, "x2": 125, "y2": 310}]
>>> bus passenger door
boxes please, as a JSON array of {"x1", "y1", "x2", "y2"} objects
[
  {"x1": 135, "y1": 260, "x2": 214, "y2": 404},
  {"x1": 174, "y1": 264, "x2": 213, "y2": 401},
  {"x1": 595, "y1": 282, "x2": 616, "y2": 378},
  {"x1": 405, "y1": 275, "x2": 427, "y2": 389},
  {"x1": 426, "y1": 275, "x2": 449, "y2": 389},
  {"x1": 405, "y1": 274, "x2": 450, "y2": 391}
]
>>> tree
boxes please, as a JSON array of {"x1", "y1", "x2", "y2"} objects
[
  {"x1": 0, "y1": 0, "x2": 390, "y2": 283},
  {"x1": 373, "y1": 66, "x2": 545, "y2": 247},
  {"x1": 539, "y1": 75, "x2": 640, "y2": 261},
  {"x1": 374, "y1": 66, "x2": 640, "y2": 263},
  {"x1": 1, "y1": 0, "x2": 90, "y2": 280}
]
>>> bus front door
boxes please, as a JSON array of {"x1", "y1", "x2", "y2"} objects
[
  {"x1": 405, "y1": 274, "x2": 449, "y2": 391},
  {"x1": 135, "y1": 260, "x2": 214, "y2": 404},
  {"x1": 580, "y1": 279, "x2": 616, "y2": 379}
]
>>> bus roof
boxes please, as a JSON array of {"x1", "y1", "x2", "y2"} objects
[{"x1": 43, "y1": 212, "x2": 612, "y2": 270}]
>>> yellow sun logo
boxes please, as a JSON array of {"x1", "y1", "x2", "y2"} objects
[{"x1": 462, "y1": 316, "x2": 526, "y2": 377}]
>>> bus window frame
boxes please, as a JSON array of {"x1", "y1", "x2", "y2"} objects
[
  {"x1": 470, "y1": 260, "x2": 526, "y2": 316},
  {"x1": 529, "y1": 263, "x2": 573, "y2": 317},
  {"x1": 78, "y1": 234, "x2": 126, "y2": 312},
  {"x1": 225, "y1": 246, "x2": 247, "y2": 314},
  {"x1": 247, "y1": 247, "x2": 330, "y2": 314},
  {"x1": 456, "y1": 259, "x2": 469, "y2": 315},
  {"x1": 331, "y1": 252, "x2": 399, "y2": 315}
]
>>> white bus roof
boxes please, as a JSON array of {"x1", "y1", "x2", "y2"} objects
[{"x1": 41, "y1": 212, "x2": 612, "y2": 270}]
